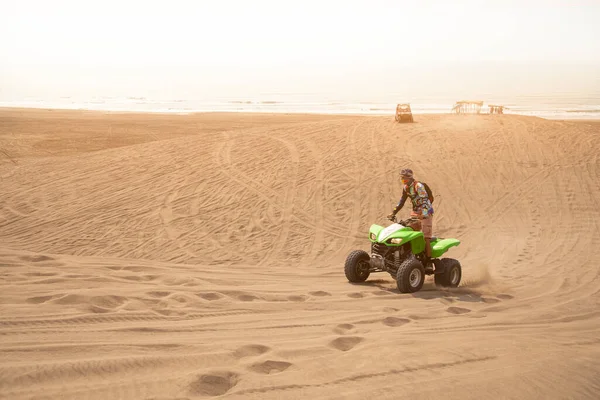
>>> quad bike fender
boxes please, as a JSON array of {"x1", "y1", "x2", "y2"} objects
[
  {"x1": 369, "y1": 224, "x2": 384, "y2": 242},
  {"x1": 382, "y1": 230, "x2": 426, "y2": 254},
  {"x1": 379, "y1": 230, "x2": 425, "y2": 253},
  {"x1": 368, "y1": 224, "x2": 428, "y2": 255},
  {"x1": 407, "y1": 232, "x2": 426, "y2": 254},
  {"x1": 431, "y1": 238, "x2": 460, "y2": 258}
]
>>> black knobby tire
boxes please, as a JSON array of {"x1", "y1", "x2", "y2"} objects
[
  {"x1": 344, "y1": 250, "x2": 371, "y2": 283},
  {"x1": 434, "y1": 258, "x2": 462, "y2": 288},
  {"x1": 396, "y1": 257, "x2": 425, "y2": 293}
]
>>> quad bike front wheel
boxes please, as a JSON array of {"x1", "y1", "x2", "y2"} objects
[
  {"x1": 434, "y1": 258, "x2": 462, "y2": 288},
  {"x1": 396, "y1": 257, "x2": 425, "y2": 293},
  {"x1": 344, "y1": 250, "x2": 371, "y2": 283}
]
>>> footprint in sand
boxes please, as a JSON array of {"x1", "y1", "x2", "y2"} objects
[
  {"x1": 248, "y1": 360, "x2": 292, "y2": 375},
  {"x1": 347, "y1": 292, "x2": 365, "y2": 299},
  {"x1": 23, "y1": 272, "x2": 58, "y2": 277},
  {"x1": 64, "y1": 274, "x2": 92, "y2": 279},
  {"x1": 88, "y1": 295, "x2": 127, "y2": 313},
  {"x1": 372, "y1": 290, "x2": 393, "y2": 296},
  {"x1": 147, "y1": 291, "x2": 172, "y2": 298},
  {"x1": 88, "y1": 305, "x2": 112, "y2": 313},
  {"x1": 238, "y1": 294, "x2": 258, "y2": 302},
  {"x1": 309, "y1": 291, "x2": 331, "y2": 297},
  {"x1": 446, "y1": 307, "x2": 472, "y2": 315},
  {"x1": 26, "y1": 295, "x2": 56, "y2": 304},
  {"x1": 19, "y1": 255, "x2": 54, "y2": 263},
  {"x1": 189, "y1": 371, "x2": 239, "y2": 397},
  {"x1": 497, "y1": 294, "x2": 514, "y2": 300},
  {"x1": 33, "y1": 278, "x2": 66, "y2": 285},
  {"x1": 482, "y1": 297, "x2": 501, "y2": 304},
  {"x1": 122, "y1": 274, "x2": 158, "y2": 282},
  {"x1": 329, "y1": 336, "x2": 364, "y2": 352},
  {"x1": 52, "y1": 294, "x2": 88, "y2": 305},
  {"x1": 223, "y1": 291, "x2": 258, "y2": 302},
  {"x1": 288, "y1": 295, "x2": 307, "y2": 302},
  {"x1": 170, "y1": 294, "x2": 192, "y2": 304},
  {"x1": 197, "y1": 292, "x2": 222, "y2": 301},
  {"x1": 41, "y1": 262, "x2": 65, "y2": 268},
  {"x1": 123, "y1": 265, "x2": 153, "y2": 272},
  {"x1": 382, "y1": 317, "x2": 411, "y2": 327},
  {"x1": 233, "y1": 344, "x2": 271, "y2": 358},
  {"x1": 333, "y1": 323, "x2": 356, "y2": 335}
]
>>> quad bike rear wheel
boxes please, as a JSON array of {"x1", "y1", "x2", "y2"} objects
[
  {"x1": 344, "y1": 250, "x2": 371, "y2": 283},
  {"x1": 434, "y1": 258, "x2": 462, "y2": 288},
  {"x1": 396, "y1": 257, "x2": 425, "y2": 293}
]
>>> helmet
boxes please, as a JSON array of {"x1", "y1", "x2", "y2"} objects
[{"x1": 400, "y1": 168, "x2": 414, "y2": 179}]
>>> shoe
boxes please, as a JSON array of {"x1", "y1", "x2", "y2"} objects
[{"x1": 424, "y1": 258, "x2": 434, "y2": 273}]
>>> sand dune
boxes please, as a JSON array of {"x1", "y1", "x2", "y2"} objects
[{"x1": 1, "y1": 108, "x2": 599, "y2": 399}]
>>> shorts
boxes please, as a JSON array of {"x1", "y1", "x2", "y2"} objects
[
  {"x1": 421, "y1": 216, "x2": 433, "y2": 238},
  {"x1": 411, "y1": 212, "x2": 433, "y2": 238}
]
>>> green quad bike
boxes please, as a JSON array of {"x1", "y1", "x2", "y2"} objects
[{"x1": 344, "y1": 216, "x2": 462, "y2": 293}]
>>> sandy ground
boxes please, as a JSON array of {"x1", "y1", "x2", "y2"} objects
[{"x1": 1, "y1": 108, "x2": 599, "y2": 399}]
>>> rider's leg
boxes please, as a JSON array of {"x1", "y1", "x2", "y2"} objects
[
  {"x1": 423, "y1": 237, "x2": 433, "y2": 272},
  {"x1": 424, "y1": 238, "x2": 432, "y2": 258},
  {"x1": 421, "y1": 216, "x2": 433, "y2": 269}
]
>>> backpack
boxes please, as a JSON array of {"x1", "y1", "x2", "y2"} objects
[
  {"x1": 421, "y1": 181, "x2": 434, "y2": 204},
  {"x1": 404, "y1": 181, "x2": 435, "y2": 204}
]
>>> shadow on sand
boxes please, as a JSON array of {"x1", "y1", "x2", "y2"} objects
[{"x1": 349, "y1": 279, "x2": 489, "y2": 304}]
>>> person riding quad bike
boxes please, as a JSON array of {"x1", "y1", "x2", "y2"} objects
[
  {"x1": 387, "y1": 169, "x2": 435, "y2": 272},
  {"x1": 343, "y1": 167, "x2": 462, "y2": 293}
]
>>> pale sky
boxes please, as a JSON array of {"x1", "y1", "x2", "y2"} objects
[{"x1": 1, "y1": 0, "x2": 599, "y2": 99}]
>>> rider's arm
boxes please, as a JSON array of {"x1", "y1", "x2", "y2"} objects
[{"x1": 391, "y1": 189, "x2": 408, "y2": 215}]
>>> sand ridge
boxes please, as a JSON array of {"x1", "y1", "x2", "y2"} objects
[{"x1": 1, "y1": 108, "x2": 599, "y2": 399}]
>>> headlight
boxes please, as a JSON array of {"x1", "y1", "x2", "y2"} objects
[
  {"x1": 370, "y1": 233, "x2": 377, "y2": 241},
  {"x1": 390, "y1": 238, "x2": 403, "y2": 244}
]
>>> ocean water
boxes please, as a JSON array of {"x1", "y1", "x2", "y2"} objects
[{"x1": 1, "y1": 93, "x2": 599, "y2": 120}]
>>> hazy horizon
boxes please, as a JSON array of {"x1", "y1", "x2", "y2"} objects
[{"x1": 2, "y1": 0, "x2": 599, "y2": 101}]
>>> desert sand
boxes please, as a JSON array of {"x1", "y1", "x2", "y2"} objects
[{"x1": 1, "y1": 108, "x2": 599, "y2": 399}]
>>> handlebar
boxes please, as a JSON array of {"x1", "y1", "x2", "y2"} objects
[{"x1": 387, "y1": 215, "x2": 420, "y2": 226}]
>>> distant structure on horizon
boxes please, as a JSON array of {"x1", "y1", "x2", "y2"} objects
[
  {"x1": 452, "y1": 100, "x2": 484, "y2": 114},
  {"x1": 394, "y1": 103, "x2": 414, "y2": 123},
  {"x1": 488, "y1": 105, "x2": 506, "y2": 114}
]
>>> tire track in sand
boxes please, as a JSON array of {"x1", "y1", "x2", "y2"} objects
[{"x1": 215, "y1": 130, "x2": 301, "y2": 264}]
